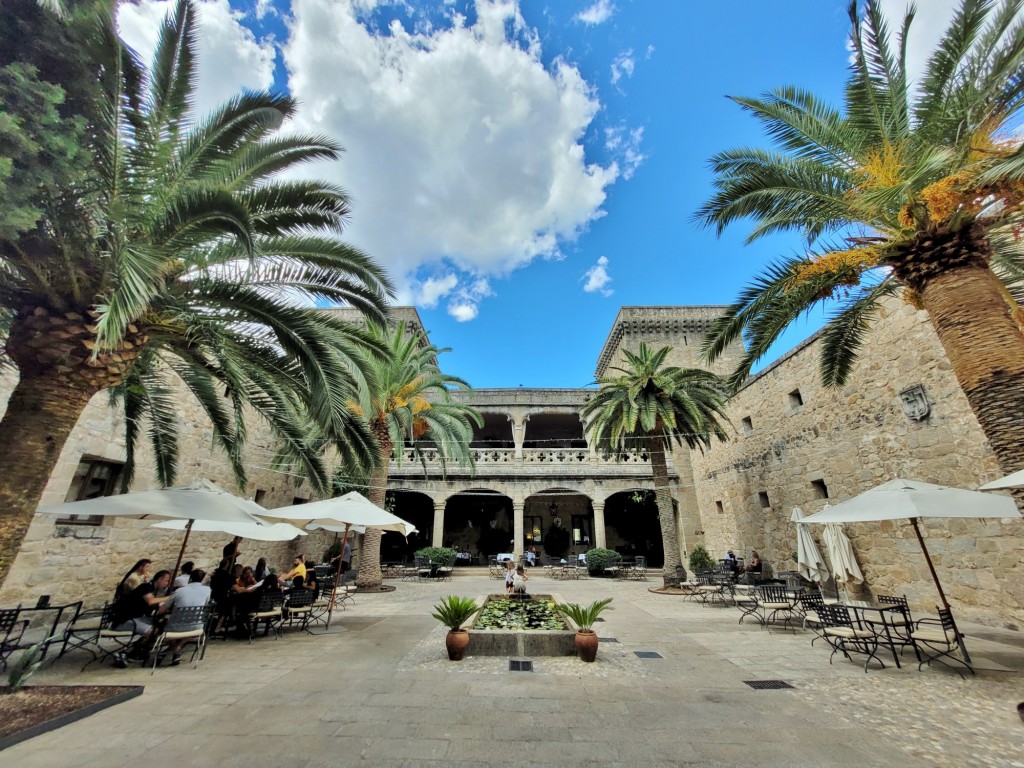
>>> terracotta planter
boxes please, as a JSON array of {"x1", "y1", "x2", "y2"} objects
[
  {"x1": 575, "y1": 630, "x2": 599, "y2": 662},
  {"x1": 446, "y1": 629, "x2": 470, "y2": 661}
]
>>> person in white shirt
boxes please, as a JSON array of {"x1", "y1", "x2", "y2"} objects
[
  {"x1": 173, "y1": 562, "x2": 194, "y2": 590},
  {"x1": 157, "y1": 569, "x2": 212, "y2": 666}
]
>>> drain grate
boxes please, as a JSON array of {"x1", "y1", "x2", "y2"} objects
[
  {"x1": 597, "y1": 637, "x2": 619, "y2": 643},
  {"x1": 509, "y1": 660, "x2": 533, "y2": 672},
  {"x1": 743, "y1": 680, "x2": 794, "y2": 690},
  {"x1": 634, "y1": 651, "x2": 663, "y2": 659}
]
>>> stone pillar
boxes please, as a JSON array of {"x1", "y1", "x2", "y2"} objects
[
  {"x1": 592, "y1": 499, "x2": 606, "y2": 549},
  {"x1": 512, "y1": 500, "x2": 525, "y2": 559},
  {"x1": 431, "y1": 498, "x2": 444, "y2": 547},
  {"x1": 510, "y1": 414, "x2": 529, "y2": 459}
]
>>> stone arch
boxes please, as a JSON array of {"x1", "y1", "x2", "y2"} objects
[
  {"x1": 387, "y1": 490, "x2": 435, "y2": 561},
  {"x1": 602, "y1": 488, "x2": 665, "y2": 567},
  {"x1": 441, "y1": 488, "x2": 512, "y2": 563},
  {"x1": 525, "y1": 486, "x2": 594, "y2": 560}
]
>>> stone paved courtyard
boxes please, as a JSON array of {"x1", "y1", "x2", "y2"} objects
[{"x1": 7, "y1": 571, "x2": 1024, "y2": 767}]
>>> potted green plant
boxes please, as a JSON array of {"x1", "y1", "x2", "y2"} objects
[
  {"x1": 553, "y1": 598, "x2": 613, "y2": 662},
  {"x1": 431, "y1": 595, "x2": 479, "y2": 661},
  {"x1": 688, "y1": 544, "x2": 715, "y2": 573}
]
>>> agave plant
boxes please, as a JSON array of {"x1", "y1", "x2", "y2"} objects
[
  {"x1": 553, "y1": 597, "x2": 614, "y2": 633},
  {"x1": 430, "y1": 595, "x2": 479, "y2": 631}
]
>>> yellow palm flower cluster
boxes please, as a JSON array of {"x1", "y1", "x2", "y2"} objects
[{"x1": 793, "y1": 246, "x2": 881, "y2": 287}]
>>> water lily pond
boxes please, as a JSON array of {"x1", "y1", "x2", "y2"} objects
[{"x1": 473, "y1": 596, "x2": 567, "y2": 631}]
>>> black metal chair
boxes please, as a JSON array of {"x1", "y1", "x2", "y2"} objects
[
  {"x1": 861, "y1": 594, "x2": 914, "y2": 666},
  {"x1": 631, "y1": 555, "x2": 648, "y2": 581},
  {"x1": 797, "y1": 593, "x2": 827, "y2": 644},
  {"x1": 910, "y1": 607, "x2": 974, "y2": 678},
  {"x1": 62, "y1": 603, "x2": 140, "y2": 670},
  {"x1": 0, "y1": 608, "x2": 29, "y2": 672},
  {"x1": 434, "y1": 555, "x2": 456, "y2": 581},
  {"x1": 248, "y1": 592, "x2": 285, "y2": 643},
  {"x1": 283, "y1": 588, "x2": 315, "y2": 634},
  {"x1": 756, "y1": 585, "x2": 799, "y2": 630},
  {"x1": 150, "y1": 603, "x2": 211, "y2": 674},
  {"x1": 818, "y1": 604, "x2": 885, "y2": 672}
]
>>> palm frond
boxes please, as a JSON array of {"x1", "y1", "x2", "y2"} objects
[{"x1": 819, "y1": 278, "x2": 898, "y2": 387}]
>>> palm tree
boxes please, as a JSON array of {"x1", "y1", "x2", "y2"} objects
[
  {"x1": 352, "y1": 321, "x2": 481, "y2": 590},
  {"x1": 0, "y1": 0, "x2": 393, "y2": 584},
  {"x1": 696, "y1": 0, "x2": 1024, "y2": 474},
  {"x1": 581, "y1": 343, "x2": 729, "y2": 582}
]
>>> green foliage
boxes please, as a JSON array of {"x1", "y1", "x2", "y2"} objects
[
  {"x1": 415, "y1": 546, "x2": 457, "y2": 564},
  {"x1": 474, "y1": 598, "x2": 566, "y2": 630},
  {"x1": 542, "y1": 524, "x2": 570, "y2": 557},
  {"x1": 7, "y1": 640, "x2": 47, "y2": 693},
  {"x1": 696, "y1": 0, "x2": 1024, "y2": 391},
  {"x1": 430, "y1": 595, "x2": 479, "y2": 630},
  {"x1": 553, "y1": 598, "x2": 613, "y2": 633},
  {"x1": 584, "y1": 548, "x2": 619, "y2": 576},
  {"x1": 0, "y1": 0, "x2": 394, "y2": 498},
  {"x1": 689, "y1": 545, "x2": 715, "y2": 573}
]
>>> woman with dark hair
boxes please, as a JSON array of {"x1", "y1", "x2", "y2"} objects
[{"x1": 114, "y1": 559, "x2": 152, "y2": 602}]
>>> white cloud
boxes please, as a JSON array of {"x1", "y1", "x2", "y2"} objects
[
  {"x1": 610, "y1": 49, "x2": 634, "y2": 86},
  {"x1": 582, "y1": 255, "x2": 613, "y2": 297},
  {"x1": 576, "y1": 0, "x2": 615, "y2": 26},
  {"x1": 604, "y1": 125, "x2": 645, "y2": 180},
  {"x1": 408, "y1": 273, "x2": 459, "y2": 308},
  {"x1": 861, "y1": 1, "x2": 965, "y2": 89},
  {"x1": 117, "y1": 0, "x2": 276, "y2": 116},
  {"x1": 283, "y1": 0, "x2": 621, "y2": 318},
  {"x1": 254, "y1": 0, "x2": 278, "y2": 20}
]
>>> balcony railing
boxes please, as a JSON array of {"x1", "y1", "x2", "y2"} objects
[{"x1": 391, "y1": 447, "x2": 664, "y2": 475}]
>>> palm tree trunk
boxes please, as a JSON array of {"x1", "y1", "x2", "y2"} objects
[
  {"x1": 356, "y1": 421, "x2": 391, "y2": 590},
  {"x1": 647, "y1": 430, "x2": 682, "y2": 584},
  {"x1": 919, "y1": 264, "x2": 1024, "y2": 474},
  {"x1": 0, "y1": 373, "x2": 95, "y2": 586}
]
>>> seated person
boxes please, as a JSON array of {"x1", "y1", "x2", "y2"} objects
[
  {"x1": 253, "y1": 557, "x2": 271, "y2": 582},
  {"x1": 723, "y1": 550, "x2": 739, "y2": 572},
  {"x1": 111, "y1": 569, "x2": 172, "y2": 666},
  {"x1": 114, "y1": 559, "x2": 152, "y2": 602},
  {"x1": 173, "y1": 561, "x2": 194, "y2": 590},
  {"x1": 279, "y1": 555, "x2": 307, "y2": 585},
  {"x1": 157, "y1": 569, "x2": 211, "y2": 665},
  {"x1": 303, "y1": 570, "x2": 319, "y2": 598},
  {"x1": 741, "y1": 551, "x2": 764, "y2": 577}
]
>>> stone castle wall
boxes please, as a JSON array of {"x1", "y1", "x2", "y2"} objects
[
  {"x1": 688, "y1": 298, "x2": 1022, "y2": 628},
  {"x1": 0, "y1": 372, "x2": 320, "y2": 608}
]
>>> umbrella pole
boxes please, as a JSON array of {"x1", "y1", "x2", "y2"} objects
[
  {"x1": 172, "y1": 519, "x2": 194, "y2": 582},
  {"x1": 910, "y1": 517, "x2": 971, "y2": 663},
  {"x1": 328, "y1": 524, "x2": 351, "y2": 624}
]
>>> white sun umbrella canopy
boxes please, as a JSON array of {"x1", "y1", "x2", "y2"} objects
[
  {"x1": 979, "y1": 467, "x2": 1024, "y2": 490},
  {"x1": 39, "y1": 478, "x2": 270, "y2": 576},
  {"x1": 261, "y1": 492, "x2": 417, "y2": 537},
  {"x1": 791, "y1": 507, "x2": 829, "y2": 584},
  {"x1": 151, "y1": 519, "x2": 307, "y2": 542},
  {"x1": 822, "y1": 521, "x2": 864, "y2": 600}
]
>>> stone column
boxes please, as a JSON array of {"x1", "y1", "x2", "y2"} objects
[
  {"x1": 431, "y1": 498, "x2": 444, "y2": 547},
  {"x1": 592, "y1": 499, "x2": 607, "y2": 549},
  {"x1": 512, "y1": 500, "x2": 525, "y2": 559}
]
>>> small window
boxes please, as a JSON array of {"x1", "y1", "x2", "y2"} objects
[
  {"x1": 758, "y1": 491, "x2": 771, "y2": 509},
  {"x1": 741, "y1": 416, "x2": 754, "y2": 435},
  {"x1": 811, "y1": 479, "x2": 829, "y2": 499},
  {"x1": 292, "y1": 497, "x2": 309, "y2": 505},
  {"x1": 59, "y1": 457, "x2": 124, "y2": 525},
  {"x1": 788, "y1": 389, "x2": 804, "y2": 409},
  {"x1": 715, "y1": 500, "x2": 724, "y2": 515},
  {"x1": 253, "y1": 489, "x2": 267, "y2": 505}
]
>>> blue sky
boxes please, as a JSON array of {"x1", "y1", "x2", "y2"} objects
[{"x1": 117, "y1": 0, "x2": 958, "y2": 388}]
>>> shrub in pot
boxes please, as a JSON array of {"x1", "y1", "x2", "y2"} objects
[
  {"x1": 431, "y1": 595, "x2": 479, "y2": 661},
  {"x1": 583, "y1": 548, "x2": 618, "y2": 576},
  {"x1": 553, "y1": 598, "x2": 613, "y2": 662},
  {"x1": 688, "y1": 544, "x2": 715, "y2": 573}
]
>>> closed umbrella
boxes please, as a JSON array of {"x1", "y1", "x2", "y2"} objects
[
  {"x1": 800, "y1": 478, "x2": 1020, "y2": 662},
  {"x1": 39, "y1": 478, "x2": 269, "y2": 577},
  {"x1": 822, "y1": 518, "x2": 864, "y2": 602},
  {"x1": 791, "y1": 507, "x2": 829, "y2": 584}
]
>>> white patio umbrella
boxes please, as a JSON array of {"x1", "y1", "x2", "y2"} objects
[
  {"x1": 822, "y1": 519, "x2": 864, "y2": 602},
  {"x1": 791, "y1": 507, "x2": 829, "y2": 584},
  {"x1": 261, "y1": 491, "x2": 417, "y2": 609},
  {"x1": 151, "y1": 519, "x2": 307, "y2": 542},
  {"x1": 39, "y1": 478, "x2": 269, "y2": 577},
  {"x1": 800, "y1": 478, "x2": 1021, "y2": 663},
  {"x1": 978, "y1": 467, "x2": 1024, "y2": 490}
]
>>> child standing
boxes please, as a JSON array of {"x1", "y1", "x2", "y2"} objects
[
  {"x1": 505, "y1": 560, "x2": 516, "y2": 594},
  {"x1": 512, "y1": 564, "x2": 528, "y2": 596}
]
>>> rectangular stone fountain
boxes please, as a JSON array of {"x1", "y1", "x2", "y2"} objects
[{"x1": 466, "y1": 593, "x2": 577, "y2": 657}]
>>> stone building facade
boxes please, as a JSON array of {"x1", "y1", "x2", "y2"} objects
[{"x1": 0, "y1": 299, "x2": 1020, "y2": 629}]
